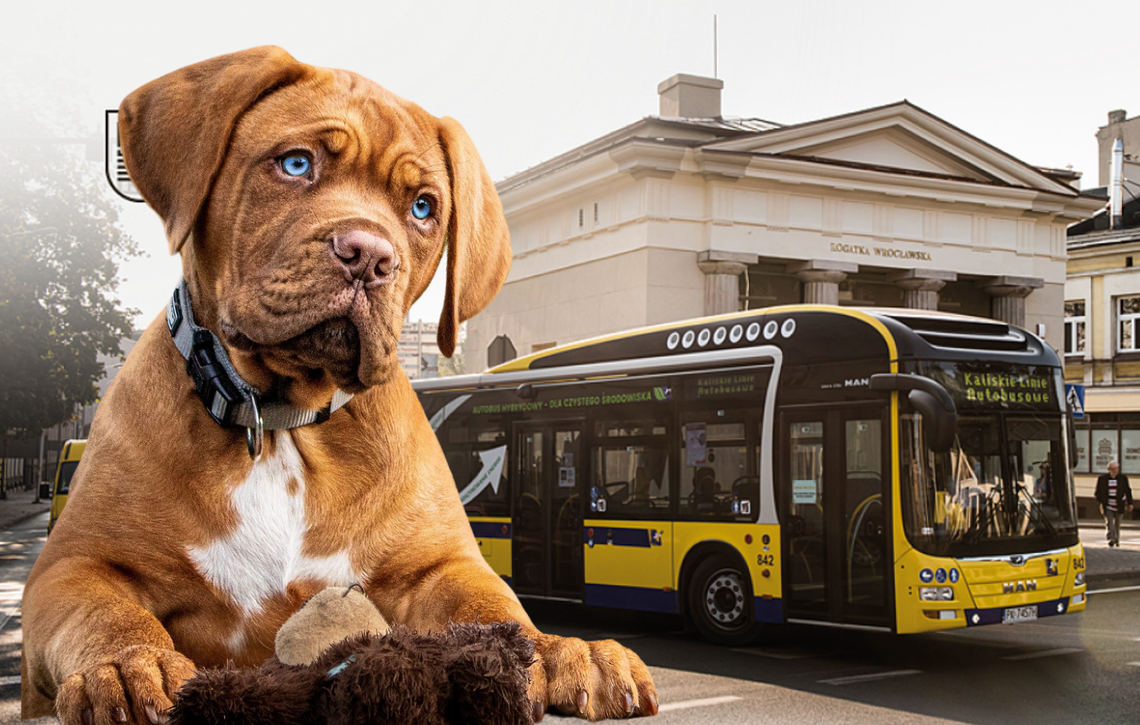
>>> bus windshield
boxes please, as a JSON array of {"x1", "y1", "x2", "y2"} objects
[
  {"x1": 901, "y1": 411, "x2": 1079, "y2": 557},
  {"x1": 56, "y1": 461, "x2": 80, "y2": 495}
]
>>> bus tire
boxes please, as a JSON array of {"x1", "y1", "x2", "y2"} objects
[{"x1": 688, "y1": 555, "x2": 762, "y2": 645}]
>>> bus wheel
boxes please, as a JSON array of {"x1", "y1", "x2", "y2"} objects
[{"x1": 689, "y1": 555, "x2": 761, "y2": 645}]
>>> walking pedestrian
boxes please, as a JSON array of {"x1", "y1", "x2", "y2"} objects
[{"x1": 1095, "y1": 461, "x2": 1134, "y2": 547}]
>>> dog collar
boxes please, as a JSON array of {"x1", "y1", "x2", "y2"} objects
[{"x1": 166, "y1": 279, "x2": 353, "y2": 458}]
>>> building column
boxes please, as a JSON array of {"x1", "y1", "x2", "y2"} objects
[
  {"x1": 979, "y1": 275, "x2": 1044, "y2": 328},
  {"x1": 697, "y1": 251, "x2": 757, "y2": 316},
  {"x1": 789, "y1": 260, "x2": 857, "y2": 306},
  {"x1": 698, "y1": 260, "x2": 747, "y2": 315},
  {"x1": 889, "y1": 269, "x2": 957, "y2": 311}
]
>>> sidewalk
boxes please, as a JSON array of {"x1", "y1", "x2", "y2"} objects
[
  {"x1": 0, "y1": 487, "x2": 1136, "y2": 588},
  {"x1": 0, "y1": 485, "x2": 49, "y2": 532},
  {"x1": 1079, "y1": 520, "x2": 1140, "y2": 587}
]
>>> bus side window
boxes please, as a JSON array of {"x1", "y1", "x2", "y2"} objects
[
  {"x1": 447, "y1": 422, "x2": 509, "y2": 517},
  {"x1": 679, "y1": 418, "x2": 753, "y2": 519},
  {"x1": 591, "y1": 445, "x2": 670, "y2": 519},
  {"x1": 589, "y1": 419, "x2": 670, "y2": 519},
  {"x1": 445, "y1": 451, "x2": 470, "y2": 488}
]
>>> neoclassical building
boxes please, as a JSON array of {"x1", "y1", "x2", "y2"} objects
[
  {"x1": 468, "y1": 74, "x2": 1102, "y2": 370},
  {"x1": 1064, "y1": 108, "x2": 1140, "y2": 513}
]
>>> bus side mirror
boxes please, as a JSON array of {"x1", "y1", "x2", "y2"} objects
[
  {"x1": 908, "y1": 389, "x2": 956, "y2": 453},
  {"x1": 870, "y1": 373, "x2": 958, "y2": 453},
  {"x1": 39, "y1": 483, "x2": 52, "y2": 499}
]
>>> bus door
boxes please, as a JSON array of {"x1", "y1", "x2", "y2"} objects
[
  {"x1": 584, "y1": 419, "x2": 675, "y2": 614},
  {"x1": 782, "y1": 406, "x2": 891, "y2": 627},
  {"x1": 512, "y1": 423, "x2": 584, "y2": 600}
]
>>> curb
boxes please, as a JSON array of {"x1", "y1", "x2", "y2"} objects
[
  {"x1": 1087, "y1": 573, "x2": 1140, "y2": 590},
  {"x1": 0, "y1": 508, "x2": 48, "y2": 533}
]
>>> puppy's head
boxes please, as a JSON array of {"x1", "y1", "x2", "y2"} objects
[{"x1": 119, "y1": 46, "x2": 510, "y2": 406}]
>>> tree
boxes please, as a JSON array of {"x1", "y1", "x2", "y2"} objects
[{"x1": 0, "y1": 138, "x2": 140, "y2": 440}]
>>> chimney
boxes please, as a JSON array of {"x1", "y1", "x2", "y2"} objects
[
  {"x1": 1109, "y1": 109, "x2": 1128, "y2": 125},
  {"x1": 658, "y1": 74, "x2": 723, "y2": 119},
  {"x1": 1111, "y1": 137, "x2": 1124, "y2": 229}
]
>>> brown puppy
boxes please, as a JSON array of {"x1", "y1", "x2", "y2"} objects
[{"x1": 21, "y1": 47, "x2": 657, "y2": 724}]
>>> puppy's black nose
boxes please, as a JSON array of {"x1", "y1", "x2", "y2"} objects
[{"x1": 330, "y1": 230, "x2": 398, "y2": 284}]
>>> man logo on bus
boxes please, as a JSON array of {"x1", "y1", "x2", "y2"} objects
[{"x1": 1002, "y1": 580, "x2": 1037, "y2": 594}]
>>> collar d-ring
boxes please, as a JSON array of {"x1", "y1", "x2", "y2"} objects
[{"x1": 245, "y1": 393, "x2": 264, "y2": 460}]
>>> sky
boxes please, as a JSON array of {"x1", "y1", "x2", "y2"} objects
[{"x1": 2, "y1": 0, "x2": 1134, "y2": 330}]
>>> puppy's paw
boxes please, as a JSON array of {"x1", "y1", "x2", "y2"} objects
[
  {"x1": 56, "y1": 646, "x2": 196, "y2": 725},
  {"x1": 529, "y1": 634, "x2": 658, "y2": 721}
]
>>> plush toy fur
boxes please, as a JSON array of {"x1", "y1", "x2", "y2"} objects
[
  {"x1": 275, "y1": 586, "x2": 391, "y2": 666},
  {"x1": 168, "y1": 587, "x2": 534, "y2": 725}
]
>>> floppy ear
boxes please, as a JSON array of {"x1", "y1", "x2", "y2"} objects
[
  {"x1": 437, "y1": 117, "x2": 512, "y2": 358},
  {"x1": 118, "y1": 46, "x2": 310, "y2": 255}
]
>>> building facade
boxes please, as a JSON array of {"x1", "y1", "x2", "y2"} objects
[
  {"x1": 398, "y1": 320, "x2": 442, "y2": 380},
  {"x1": 1065, "y1": 109, "x2": 1140, "y2": 515},
  {"x1": 468, "y1": 74, "x2": 1101, "y2": 371}
]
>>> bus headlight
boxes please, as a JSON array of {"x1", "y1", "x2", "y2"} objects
[
  {"x1": 920, "y1": 587, "x2": 954, "y2": 601},
  {"x1": 1074, "y1": 572, "x2": 1084, "y2": 587}
]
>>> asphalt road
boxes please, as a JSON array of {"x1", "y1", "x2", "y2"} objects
[
  {"x1": 0, "y1": 513, "x2": 1136, "y2": 725},
  {"x1": 0, "y1": 513, "x2": 49, "y2": 725},
  {"x1": 530, "y1": 588, "x2": 1140, "y2": 724}
]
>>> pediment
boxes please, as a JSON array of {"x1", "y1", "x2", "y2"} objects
[
  {"x1": 704, "y1": 102, "x2": 1076, "y2": 195},
  {"x1": 791, "y1": 127, "x2": 992, "y2": 181}
]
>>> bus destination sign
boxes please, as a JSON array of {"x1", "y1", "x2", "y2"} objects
[
  {"x1": 958, "y1": 372, "x2": 1053, "y2": 406},
  {"x1": 695, "y1": 374, "x2": 756, "y2": 398},
  {"x1": 929, "y1": 364, "x2": 1059, "y2": 411}
]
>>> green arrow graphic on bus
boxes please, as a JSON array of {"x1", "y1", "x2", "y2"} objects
[
  {"x1": 458, "y1": 445, "x2": 507, "y2": 505},
  {"x1": 429, "y1": 394, "x2": 472, "y2": 431}
]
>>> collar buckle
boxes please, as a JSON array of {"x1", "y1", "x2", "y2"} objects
[
  {"x1": 168, "y1": 279, "x2": 353, "y2": 457},
  {"x1": 187, "y1": 329, "x2": 242, "y2": 427}
]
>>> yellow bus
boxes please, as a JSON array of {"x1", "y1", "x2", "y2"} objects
[
  {"x1": 413, "y1": 306, "x2": 1085, "y2": 642},
  {"x1": 48, "y1": 439, "x2": 85, "y2": 535}
]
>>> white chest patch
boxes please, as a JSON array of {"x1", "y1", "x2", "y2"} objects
[{"x1": 187, "y1": 433, "x2": 357, "y2": 616}]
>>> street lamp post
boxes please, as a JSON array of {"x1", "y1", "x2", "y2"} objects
[{"x1": 35, "y1": 431, "x2": 45, "y2": 504}]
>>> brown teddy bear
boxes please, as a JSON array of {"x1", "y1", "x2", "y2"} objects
[{"x1": 168, "y1": 585, "x2": 534, "y2": 725}]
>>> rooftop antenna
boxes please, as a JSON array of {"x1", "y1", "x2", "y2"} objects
[{"x1": 714, "y1": 15, "x2": 718, "y2": 79}]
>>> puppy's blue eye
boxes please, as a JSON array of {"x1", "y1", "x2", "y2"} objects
[
  {"x1": 412, "y1": 196, "x2": 432, "y2": 220},
  {"x1": 280, "y1": 154, "x2": 311, "y2": 177}
]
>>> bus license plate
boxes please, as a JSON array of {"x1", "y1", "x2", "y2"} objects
[{"x1": 1002, "y1": 606, "x2": 1037, "y2": 624}]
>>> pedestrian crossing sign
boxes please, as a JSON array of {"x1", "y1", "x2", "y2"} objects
[{"x1": 1065, "y1": 384, "x2": 1085, "y2": 419}]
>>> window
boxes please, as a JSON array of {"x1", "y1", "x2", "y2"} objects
[
  {"x1": 590, "y1": 419, "x2": 670, "y2": 519},
  {"x1": 1119, "y1": 297, "x2": 1140, "y2": 352},
  {"x1": 1073, "y1": 413, "x2": 1140, "y2": 475},
  {"x1": 679, "y1": 414, "x2": 756, "y2": 520},
  {"x1": 1064, "y1": 301, "x2": 1086, "y2": 355},
  {"x1": 444, "y1": 425, "x2": 509, "y2": 516},
  {"x1": 900, "y1": 413, "x2": 1077, "y2": 556},
  {"x1": 592, "y1": 446, "x2": 670, "y2": 518},
  {"x1": 55, "y1": 461, "x2": 79, "y2": 494},
  {"x1": 1074, "y1": 427, "x2": 1090, "y2": 472}
]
